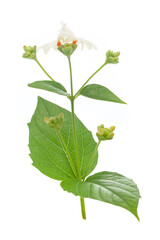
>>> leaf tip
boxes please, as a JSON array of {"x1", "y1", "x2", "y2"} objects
[
  {"x1": 119, "y1": 100, "x2": 127, "y2": 104},
  {"x1": 132, "y1": 207, "x2": 140, "y2": 221},
  {"x1": 135, "y1": 213, "x2": 140, "y2": 222}
]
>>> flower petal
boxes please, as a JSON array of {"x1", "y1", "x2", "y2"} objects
[
  {"x1": 37, "y1": 23, "x2": 97, "y2": 54},
  {"x1": 37, "y1": 40, "x2": 57, "y2": 54},
  {"x1": 57, "y1": 22, "x2": 76, "y2": 43},
  {"x1": 77, "y1": 38, "x2": 97, "y2": 50}
]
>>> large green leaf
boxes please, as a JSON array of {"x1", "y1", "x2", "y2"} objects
[
  {"x1": 80, "y1": 84, "x2": 126, "y2": 104},
  {"x1": 28, "y1": 97, "x2": 98, "y2": 180},
  {"x1": 28, "y1": 80, "x2": 70, "y2": 96},
  {"x1": 61, "y1": 171, "x2": 140, "y2": 220}
]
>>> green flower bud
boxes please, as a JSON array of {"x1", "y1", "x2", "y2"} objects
[
  {"x1": 44, "y1": 113, "x2": 64, "y2": 130},
  {"x1": 105, "y1": 50, "x2": 120, "y2": 64},
  {"x1": 109, "y1": 126, "x2": 115, "y2": 131},
  {"x1": 96, "y1": 124, "x2": 115, "y2": 141},
  {"x1": 58, "y1": 43, "x2": 77, "y2": 57},
  {"x1": 23, "y1": 45, "x2": 37, "y2": 60}
]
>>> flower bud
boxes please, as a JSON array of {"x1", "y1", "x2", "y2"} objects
[
  {"x1": 109, "y1": 126, "x2": 115, "y2": 131},
  {"x1": 44, "y1": 113, "x2": 64, "y2": 130},
  {"x1": 23, "y1": 46, "x2": 37, "y2": 60},
  {"x1": 105, "y1": 50, "x2": 120, "y2": 64},
  {"x1": 96, "y1": 124, "x2": 115, "y2": 141},
  {"x1": 58, "y1": 43, "x2": 77, "y2": 57}
]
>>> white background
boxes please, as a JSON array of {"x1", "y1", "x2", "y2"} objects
[{"x1": 1, "y1": 0, "x2": 160, "y2": 239}]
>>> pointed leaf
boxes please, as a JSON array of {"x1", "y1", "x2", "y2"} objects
[
  {"x1": 28, "y1": 97, "x2": 98, "y2": 180},
  {"x1": 61, "y1": 171, "x2": 140, "y2": 219},
  {"x1": 28, "y1": 80, "x2": 70, "y2": 96},
  {"x1": 80, "y1": 84, "x2": 126, "y2": 104}
]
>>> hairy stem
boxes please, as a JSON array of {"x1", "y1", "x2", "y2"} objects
[
  {"x1": 57, "y1": 130, "x2": 78, "y2": 178},
  {"x1": 35, "y1": 59, "x2": 55, "y2": 81},
  {"x1": 74, "y1": 63, "x2": 106, "y2": 99}
]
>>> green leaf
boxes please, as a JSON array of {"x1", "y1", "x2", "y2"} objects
[
  {"x1": 61, "y1": 171, "x2": 140, "y2": 220},
  {"x1": 80, "y1": 84, "x2": 126, "y2": 104},
  {"x1": 28, "y1": 97, "x2": 98, "y2": 180},
  {"x1": 28, "y1": 80, "x2": 70, "y2": 96}
]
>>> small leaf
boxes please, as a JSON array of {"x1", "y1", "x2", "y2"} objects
[
  {"x1": 28, "y1": 97, "x2": 98, "y2": 180},
  {"x1": 28, "y1": 80, "x2": 70, "y2": 96},
  {"x1": 80, "y1": 84, "x2": 126, "y2": 104},
  {"x1": 61, "y1": 171, "x2": 140, "y2": 220}
]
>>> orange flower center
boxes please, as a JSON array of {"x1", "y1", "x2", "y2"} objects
[
  {"x1": 57, "y1": 41, "x2": 61, "y2": 47},
  {"x1": 72, "y1": 40, "x2": 78, "y2": 45}
]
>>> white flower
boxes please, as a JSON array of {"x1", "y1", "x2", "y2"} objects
[{"x1": 38, "y1": 23, "x2": 97, "y2": 54}]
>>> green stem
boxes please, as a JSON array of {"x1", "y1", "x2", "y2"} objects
[
  {"x1": 68, "y1": 57, "x2": 86, "y2": 219},
  {"x1": 83, "y1": 140, "x2": 101, "y2": 180},
  {"x1": 80, "y1": 197, "x2": 86, "y2": 220},
  {"x1": 35, "y1": 59, "x2": 55, "y2": 81},
  {"x1": 74, "y1": 63, "x2": 106, "y2": 99},
  {"x1": 68, "y1": 57, "x2": 81, "y2": 180},
  {"x1": 57, "y1": 130, "x2": 78, "y2": 178}
]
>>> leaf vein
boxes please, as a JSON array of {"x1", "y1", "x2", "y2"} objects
[{"x1": 29, "y1": 131, "x2": 74, "y2": 178}]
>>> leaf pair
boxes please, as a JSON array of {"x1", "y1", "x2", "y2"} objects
[
  {"x1": 28, "y1": 80, "x2": 126, "y2": 104},
  {"x1": 28, "y1": 97, "x2": 140, "y2": 220}
]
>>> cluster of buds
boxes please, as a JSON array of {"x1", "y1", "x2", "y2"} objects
[
  {"x1": 44, "y1": 113, "x2": 64, "y2": 130},
  {"x1": 57, "y1": 41, "x2": 78, "y2": 57},
  {"x1": 96, "y1": 124, "x2": 115, "y2": 141},
  {"x1": 23, "y1": 46, "x2": 37, "y2": 60},
  {"x1": 105, "y1": 50, "x2": 120, "y2": 64}
]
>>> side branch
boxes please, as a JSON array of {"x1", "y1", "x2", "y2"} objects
[
  {"x1": 83, "y1": 140, "x2": 101, "y2": 179},
  {"x1": 35, "y1": 59, "x2": 55, "y2": 82},
  {"x1": 74, "y1": 63, "x2": 106, "y2": 99},
  {"x1": 57, "y1": 130, "x2": 78, "y2": 178}
]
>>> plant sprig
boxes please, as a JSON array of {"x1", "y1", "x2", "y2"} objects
[{"x1": 23, "y1": 23, "x2": 140, "y2": 220}]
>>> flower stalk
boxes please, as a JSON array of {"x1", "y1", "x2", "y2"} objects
[
  {"x1": 68, "y1": 56, "x2": 81, "y2": 180},
  {"x1": 83, "y1": 140, "x2": 101, "y2": 180},
  {"x1": 68, "y1": 56, "x2": 87, "y2": 219},
  {"x1": 35, "y1": 59, "x2": 55, "y2": 82},
  {"x1": 57, "y1": 130, "x2": 78, "y2": 178},
  {"x1": 74, "y1": 63, "x2": 106, "y2": 99}
]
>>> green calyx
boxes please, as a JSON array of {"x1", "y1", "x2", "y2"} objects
[
  {"x1": 23, "y1": 46, "x2": 37, "y2": 60},
  {"x1": 105, "y1": 50, "x2": 120, "y2": 64},
  {"x1": 96, "y1": 124, "x2": 115, "y2": 141},
  {"x1": 44, "y1": 113, "x2": 64, "y2": 130},
  {"x1": 58, "y1": 43, "x2": 77, "y2": 57}
]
